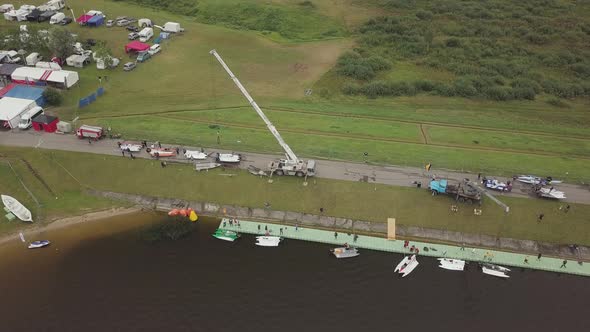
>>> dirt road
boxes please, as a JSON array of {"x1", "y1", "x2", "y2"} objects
[{"x1": 1, "y1": 130, "x2": 588, "y2": 204}]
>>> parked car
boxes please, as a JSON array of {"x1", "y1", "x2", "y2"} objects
[
  {"x1": 123, "y1": 62, "x2": 136, "y2": 71},
  {"x1": 106, "y1": 19, "x2": 114, "y2": 27},
  {"x1": 117, "y1": 19, "x2": 130, "y2": 26},
  {"x1": 115, "y1": 16, "x2": 127, "y2": 21},
  {"x1": 128, "y1": 32, "x2": 139, "y2": 40},
  {"x1": 126, "y1": 17, "x2": 137, "y2": 23},
  {"x1": 126, "y1": 25, "x2": 139, "y2": 32},
  {"x1": 148, "y1": 44, "x2": 161, "y2": 55},
  {"x1": 60, "y1": 17, "x2": 72, "y2": 25},
  {"x1": 136, "y1": 51, "x2": 151, "y2": 62}
]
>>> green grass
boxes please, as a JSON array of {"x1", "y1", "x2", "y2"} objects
[{"x1": 2, "y1": 146, "x2": 589, "y2": 245}]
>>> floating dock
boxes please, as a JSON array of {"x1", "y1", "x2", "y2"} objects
[{"x1": 219, "y1": 218, "x2": 589, "y2": 277}]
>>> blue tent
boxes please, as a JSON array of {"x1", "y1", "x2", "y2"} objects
[
  {"x1": 3, "y1": 85, "x2": 46, "y2": 106},
  {"x1": 87, "y1": 15, "x2": 104, "y2": 27}
]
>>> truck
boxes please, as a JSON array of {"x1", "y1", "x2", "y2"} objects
[
  {"x1": 76, "y1": 125, "x2": 104, "y2": 139},
  {"x1": 429, "y1": 179, "x2": 482, "y2": 204},
  {"x1": 17, "y1": 106, "x2": 44, "y2": 129},
  {"x1": 210, "y1": 49, "x2": 316, "y2": 177}
]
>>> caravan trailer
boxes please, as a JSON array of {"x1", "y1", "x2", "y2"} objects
[
  {"x1": 25, "y1": 52, "x2": 42, "y2": 66},
  {"x1": 138, "y1": 27, "x2": 153, "y2": 42}
]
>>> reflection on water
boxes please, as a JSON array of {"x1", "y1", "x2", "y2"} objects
[{"x1": 0, "y1": 213, "x2": 588, "y2": 331}]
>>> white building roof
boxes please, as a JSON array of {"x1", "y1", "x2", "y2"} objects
[
  {"x1": 0, "y1": 97, "x2": 36, "y2": 122},
  {"x1": 11, "y1": 66, "x2": 79, "y2": 87}
]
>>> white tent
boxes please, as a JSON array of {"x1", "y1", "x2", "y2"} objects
[
  {"x1": 0, "y1": 97, "x2": 38, "y2": 129},
  {"x1": 11, "y1": 66, "x2": 79, "y2": 88}
]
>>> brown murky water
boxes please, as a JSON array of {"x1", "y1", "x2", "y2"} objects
[{"x1": 0, "y1": 212, "x2": 588, "y2": 332}]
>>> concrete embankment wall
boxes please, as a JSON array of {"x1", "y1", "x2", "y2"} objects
[{"x1": 88, "y1": 190, "x2": 589, "y2": 261}]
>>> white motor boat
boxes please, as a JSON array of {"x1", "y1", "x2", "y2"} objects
[
  {"x1": 537, "y1": 187, "x2": 566, "y2": 200},
  {"x1": 255, "y1": 236, "x2": 282, "y2": 247},
  {"x1": 120, "y1": 142, "x2": 142, "y2": 152},
  {"x1": 331, "y1": 246, "x2": 359, "y2": 259},
  {"x1": 217, "y1": 153, "x2": 241, "y2": 163},
  {"x1": 484, "y1": 179, "x2": 508, "y2": 191},
  {"x1": 481, "y1": 264, "x2": 510, "y2": 278},
  {"x1": 194, "y1": 162, "x2": 221, "y2": 171},
  {"x1": 517, "y1": 175, "x2": 561, "y2": 185},
  {"x1": 438, "y1": 258, "x2": 466, "y2": 271},
  {"x1": 28, "y1": 240, "x2": 50, "y2": 249},
  {"x1": 394, "y1": 255, "x2": 419, "y2": 277},
  {"x1": 184, "y1": 150, "x2": 208, "y2": 160},
  {"x1": 2, "y1": 195, "x2": 33, "y2": 222}
]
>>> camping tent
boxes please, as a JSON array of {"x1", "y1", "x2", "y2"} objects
[
  {"x1": 125, "y1": 41, "x2": 150, "y2": 53},
  {"x1": 66, "y1": 54, "x2": 89, "y2": 68},
  {"x1": 76, "y1": 14, "x2": 92, "y2": 24},
  {"x1": 0, "y1": 97, "x2": 37, "y2": 129},
  {"x1": 11, "y1": 67, "x2": 79, "y2": 88},
  {"x1": 32, "y1": 114, "x2": 58, "y2": 133},
  {"x1": 87, "y1": 15, "x2": 104, "y2": 27},
  {"x1": 3, "y1": 85, "x2": 46, "y2": 106}
]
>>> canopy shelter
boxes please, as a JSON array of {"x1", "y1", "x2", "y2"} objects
[
  {"x1": 0, "y1": 97, "x2": 37, "y2": 129},
  {"x1": 11, "y1": 67, "x2": 79, "y2": 89},
  {"x1": 32, "y1": 114, "x2": 59, "y2": 133},
  {"x1": 125, "y1": 41, "x2": 150, "y2": 53},
  {"x1": 76, "y1": 14, "x2": 92, "y2": 24},
  {"x1": 3, "y1": 85, "x2": 46, "y2": 106},
  {"x1": 87, "y1": 15, "x2": 104, "y2": 27}
]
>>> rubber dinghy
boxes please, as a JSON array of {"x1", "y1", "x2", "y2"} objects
[
  {"x1": 481, "y1": 264, "x2": 511, "y2": 278},
  {"x1": 394, "y1": 255, "x2": 419, "y2": 277},
  {"x1": 438, "y1": 258, "x2": 466, "y2": 271},
  {"x1": 255, "y1": 236, "x2": 282, "y2": 247},
  {"x1": 2, "y1": 195, "x2": 33, "y2": 222}
]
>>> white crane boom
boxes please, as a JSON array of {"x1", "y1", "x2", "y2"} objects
[{"x1": 209, "y1": 49, "x2": 299, "y2": 162}]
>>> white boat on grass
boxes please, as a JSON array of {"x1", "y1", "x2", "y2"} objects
[
  {"x1": 481, "y1": 264, "x2": 510, "y2": 278},
  {"x1": 255, "y1": 236, "x2": 282, "y2": 247},
  {"x1": 217, "y1": 153, "x2": 241, "y2": 163},
  {"x1": 28, "y1": 240, "x2": 50, "y2": 249},
  {"x1": 484, "y1": 179, "x2": 508, "y2": 191},
  {"x1": 517, "y1": 175, "x2": 561, "y2": 185},
  {"x1": 195, "y1": 162, "x2": 221, "y2": 171},
  {"x1": 2, "y1": 195, "x2": 33, "y2": 222},
  {"x1": 438, "y1": 258, "x2": 466, "y2": 271},
  {"x1": 120, "y1": 141, "x2": 142, "y2": 152},
  {"x1": 331, "y1": 246, "x2": 359, "y2": 259},
  {"x1": 536, "y1": 187, "x2": 566, "y2": 200},
  {"x1": 394, "y1": 255, "x2": 419, "y2": 277}
]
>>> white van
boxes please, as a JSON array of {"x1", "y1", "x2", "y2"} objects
[
  {"x1": 18, "y1": 106, "x2": 44, "y2": 129},
  {"x1": 49, "y1": 12, "x2": 65, "y2": 24},
  {"x1": 25, "y1": 52, "x2": 42, "y2": 66},
  {"x1": 138, "y1": 27, "x2": 153, "y2": 42},
  {"x1": 148, "y1": 44, "x2": 160, "y2": 55}
]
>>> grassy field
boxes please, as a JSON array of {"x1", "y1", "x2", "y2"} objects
[
  {"x1": 0, "y1": 0, "x2": 589, "y2": 182},
  {"x1": 1, "y1": 146, "x2": 589, "y2": 245}
]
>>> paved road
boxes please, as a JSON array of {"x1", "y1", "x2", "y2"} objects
[{"x1": 1, "y1": 130, "x2": 588, "y2": 205}]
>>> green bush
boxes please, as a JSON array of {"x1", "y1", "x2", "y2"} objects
[
  {"x1": 43, "y1": 88, "x2": 63, "y2": 106},
  {"x1": 416, "y1": 10, "x2": 433, "y2": 20},
  {"x1": 546, "y1": 97, "x2": 569, "y2": 108}
]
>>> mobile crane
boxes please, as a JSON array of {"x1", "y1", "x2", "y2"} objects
[{"x1": 210, "y1": 49, "x2": 316, "y2": 177}]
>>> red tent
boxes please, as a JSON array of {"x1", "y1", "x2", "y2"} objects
[
  {"x1": 125, "y1": 41, "x2": 150, "y2": 53},
  {"x1": 32, "y1": 114, "x2": 59, "y2": 133},
  {"x1": 76, "y1": 14, "x2": 92, "y2": 24}
]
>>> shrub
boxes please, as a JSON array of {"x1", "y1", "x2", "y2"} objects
[
  {"x1": 483, "y1": 86, "x2": 512, "y2": 101},
  {"x1": 546, "y1": 97, "x2": 569, "y2": 108},
  {"x1": 570, "y1": 63, "x2": 590, "y2": 78},
  {"x1": 415, "y1": 10, "x2": 433, "y2": 20},
  {"x1": 342, "y1": 83, "x2": 360, "y2": 95},
  {"x1": 453, "y1": 78, "x2": 478, "y2": 97},
  {"x1": 445, "y1": 38, "x2": 462, "y2": 48},
  {"x1": 43, "y1": 88, "x2": 62, "y2": 106},
  {"x1": 525, "y1": 33, "x2": 549, "y2": 45},
  {"x1": 512, "y1": 87, "x2": 536, "y2": 100},
  {"x1": 510, "y1": 78, "x2": 541, "y2": 93},
  {"x1": 336, "y1": 52, "x2": 390, "y2": 80},
  {"x1": 413, "y1": 80, "x2": 436, "y2": 92}
]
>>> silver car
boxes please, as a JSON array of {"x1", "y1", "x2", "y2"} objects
[
  {"x1": 123, "y1": 62, "x2": 136, "y2": 71},
  {"x1": 116, "y1": 19, "x2": 130, "y2": 26}
]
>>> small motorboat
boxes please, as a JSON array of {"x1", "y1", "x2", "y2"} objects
[
  {"x1": 120, "y1": 141, "x2": 142, "y2": 152},
  {"x1": 217, "y1": 153, "x2": 241, "y2": 163},
  {"x1": 28, "y1": 240, "x2": 50, "y2": 249},
  {"x1": 331, "y1": 246, "x2": 359, "y2": 259},
  {"x1": 195, "y1": 162, "x2": 221, "y2": 171},
  {"x1": 438, "y1": 258, "x2": 466, "y2": 271},
  {"x1": 536, "y1": 187, "x2": 566, "y2": 200},
  {"x1": 394, "y1": 255, "x2": 419, "y2": 277},
  {"x1": 255, "y1": 236, "x2": 282, "y2": 247},
  {"x1": 516, "y1": 175, "x2": 561, "y2": 185},
  {"x1": 484, "y1": 179, "x2": 508, "y2": 191},
  {"x1": 147, "y1": 148, "x2": 176, "y2": 158},
  {"x1": 2, "y1": 195, "x2": 33, "y2": 222},
  {"x1": 481, "y1": 263, "x2": 510, "y2": 278},
  {"x1": 212, "y1": 229, "x2": 240, "y2": 242},
  {"x1": 184, "y1": 150, "x2": 208, "y2": 160}
]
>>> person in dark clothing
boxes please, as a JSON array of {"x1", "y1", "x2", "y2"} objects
[
  {"x1": 130, "y1": 153, "x2": 135, "y2": 159},
  {"x1": 537, "y1": 213, "x2": 544, "y2": 222},
  {"x1": 88, "y1": 138, "x2": 92, "y2": 144},
  {"x1": 561, "y1": 260, "x2": 567, "y2": 268},
  {"x1": 565, "y1": 205, "x2": 570, "y2": 213},
  {"x1": 334, "y1": 232, "x2": 338, "y2": 239},
  {"x1": 320, "y1": 207, "x2": 324, "y2": 214},
  {"x1": 117, "y1": 142, "x2": 121, "y2": 148},
  {"x1": 121, "y1": 150, "x2": 125, "y2": 156},
  {"x1": 158, "y1": 142, "x2": 162, "y2": 148},
  {"x1": 161, "y1": 161, "x2": 166, "y2": 168},
  {"x1": 353, "y1": 234, "x2": 358, "y2": 243},
  {"x1": 537, "y1": 253, "x2": 542, "y2": 260},
  {"x1": 175, "y1": 147, "x2": 180, "y2": 155}
]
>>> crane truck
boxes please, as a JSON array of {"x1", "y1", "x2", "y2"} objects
[{"x1": 210, "y1": 49, "x2": 316, "y2": 177}]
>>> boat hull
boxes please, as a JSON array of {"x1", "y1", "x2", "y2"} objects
[
  {"x1": 1, "y1": 195, "x2": 33, "y2": 222},
  {"x1": 255, "y1": 236, "x2": 282, "y2": 247},
  {"x1": 437, "y1": 258, "x2": 465, "y2": 271},
  {"x1": 28, "y1": 240, "x2": 50, "y2": 249},
  {"x1": 331, "y1": 247, "x2": 360, "y2": 258}
]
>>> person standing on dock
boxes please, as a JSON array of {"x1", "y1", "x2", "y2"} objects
[
  {"x1": 537, "y1": 253, "x2": 542, "y2": 260},
  {"x1": 354, "y1": 234, "x2": 358, "y2": 243},
  {"x1": 257, "y1": 224, "x2": 261, "y2": 233},
  {"x1": 524, "y1": 257, "x2": 529, "y2": 264},
  {"x1": 280, "y1": 228, "x2": 283, "y2": 235},
  {"x1": 404, "y1": 240, "x2": 409, "y2": 249},
  {"x1": 334, "y1": 232, "x2": 338, "y2": 239},
  {"x1": 561, "y1": 260, "x2": 568, "y2": 268},
  {"x1": 295, "y1": 224, "x2": 298, "y2": 232}
]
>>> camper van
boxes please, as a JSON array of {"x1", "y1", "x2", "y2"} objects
[
  {"x1": 49, "y1": 11, "x2": 64, "y2": 24},
  {"x1": 18, "y1": 106, "x2": 44, "y2": 129},
  {"x1": 138, "y1": 27, "x2": 153, "y2": 42},
  {"x1": 25, "y1": 52, "x2": 42, "y2": 66},
  {"x1": 46, "y1": 0, "x2": 65, "y2": 11}
]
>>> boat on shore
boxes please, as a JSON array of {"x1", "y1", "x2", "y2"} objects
[
  {"x1": 147, "y1": 148, "x2": 176, "y2": 158},
  {"x1": 2, "y1": 195, "x2": 33, "y2": 222},
  {"x1": 120, "y1": 141, "x2": 143, "y2": 152},
  {"x1": 28, "y1": 240, "x2": 50, "y2": 249},
  {"x1": 516, "y1": 175, "x2": 561, "y2": 185},
  {"x1": 255, "y1": 236, "x2": 282, "y2": 247},
  {"x1": 394, "y1": 255, "x2": 419, "y2": 277},
  {"x1": 217, "y1": 153, "x2": 241, "y2": 163},
  {"x1": 212, "y1": 229, "x2": 241, "y2": 242},
  {"x1": 481, "y1": 263, "x2": 511, "y2": 278},
  {"x1": 331, "y1": 246, "x2": 359, "y2": 259},
  {"x1": 438, "y1": 258, "x2": 466, "y2": 271},
  {"x1": 184, "y1": 150, "x2": 208, "y2": 160},
  {"x1": 536, "y1": 187, "x2": 566, "y2": 200},
  {"x1": 195, "y1": 162, "x2": 221, "y2": 171}
]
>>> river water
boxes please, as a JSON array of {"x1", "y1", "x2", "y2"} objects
[{"x1": 0, "y1": 213, "x2": 588, "y2": 332}]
